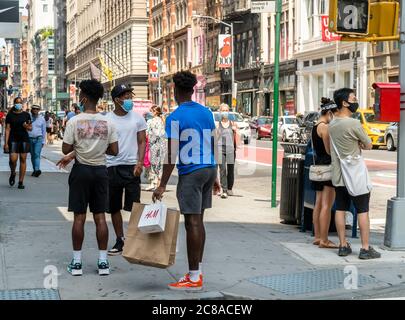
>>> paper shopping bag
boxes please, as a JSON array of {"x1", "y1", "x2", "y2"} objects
[
  {"x1": 123, "y1": 203, "x2": 180, "y2": 269},
  {"x1": 138, "y1": 202, "x2": 167, "y2": 234}
]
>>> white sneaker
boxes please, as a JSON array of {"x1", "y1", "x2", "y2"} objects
[
  {"x1": 221, "y1": 193, "x2": 228, "y2": 199},
  {"x1": 98, "y1": 260, "x2": 110, "y2": 276},
  {"x1": 227, "y1": 190, "x2": 234, "y2": 196}
]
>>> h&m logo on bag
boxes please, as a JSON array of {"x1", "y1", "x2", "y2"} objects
[{"x1": 145, "y1": 210, "x2": 159, "y2": 219}]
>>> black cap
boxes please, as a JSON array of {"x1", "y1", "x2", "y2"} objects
[{"x1": 111, "y1": 84, "x2": 134, "y2": 100}]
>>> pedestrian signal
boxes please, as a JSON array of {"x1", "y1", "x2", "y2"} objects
[
  {"x1": 329, "y1": 0, "x2": 399, "y2": 40},
  {"x1": 329, "y1": 0, "x2": 370, "y2": 35}
]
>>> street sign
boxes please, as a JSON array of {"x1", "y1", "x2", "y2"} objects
[
  {"x1": 0, "y1": 1, "x2": 20, "y2": 39},
  {"x1": 251, "y1": 0, "x2": 276, "y2": 14},
  {"x1": 56, "y1": 92, "x2": 70, "y2": 100}
]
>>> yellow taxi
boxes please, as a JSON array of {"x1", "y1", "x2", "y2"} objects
[{"x1": 352, "y1": 109, "x2": 391, "y2": 149}]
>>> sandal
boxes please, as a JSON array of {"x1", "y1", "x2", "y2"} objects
[
  {"x1": 313, "y1": 239, "x2": 321, "y2": 246},
  {"x1": 319, "y1": 240, "x2": 339, "y2": 249}
]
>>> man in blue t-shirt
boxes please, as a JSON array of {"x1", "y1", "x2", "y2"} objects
[{"x1": 153, "y1": 71, "x2": 220, "y2": 291}]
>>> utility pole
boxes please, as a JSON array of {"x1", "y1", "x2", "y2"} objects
[
  {"x1": 271, "y1": 0, "x2": 282, "y2": 208},
  {"x1": 384, "y1": 0, "x2": 405, "y2": 249},
  {"x1": 353, "y1": 41, "x2": 358, "y2": 95}
]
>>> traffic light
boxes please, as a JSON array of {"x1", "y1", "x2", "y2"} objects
[{"x1": 329, "y1": 0, "x2": 399, "y2": 41}]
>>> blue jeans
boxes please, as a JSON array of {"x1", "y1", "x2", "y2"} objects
[{"x1": 29, "y1": 137, "x2": 44, "y2": 171}]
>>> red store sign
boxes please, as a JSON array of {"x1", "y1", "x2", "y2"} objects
[{"x1": 321, "y1": 15, "x2": 342, "y2": 42}]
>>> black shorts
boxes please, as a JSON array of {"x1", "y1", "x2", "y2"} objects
[
  {"x1": 46, "y1": 128, "x2": 52, "y2": 134},
  {"x1": 68, "y1": 162, "x2": 109, "y2": 214},
  {"x1": 9, "y1": 141, "x2": 30, "y2": 154},
  {"x1": 335, "y1": 186, "x2": 370, "y2": 214},
  {"x1": 177, "y1": 167, "x2": 217, "y2": 215},
  {"x1": 311, "y1": 180, "x2": 334, "y2": 192},
  {"x1": 107, "y1": 165, "x2": 141, "y2": 214}
]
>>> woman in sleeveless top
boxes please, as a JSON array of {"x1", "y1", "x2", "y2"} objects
[{"x1": 311, "y1": 98, "x2": 339, "y2": 249}]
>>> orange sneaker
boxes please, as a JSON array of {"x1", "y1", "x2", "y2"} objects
[{"x1": 168, "y1": 273, "x2": 203, "y2": 291}]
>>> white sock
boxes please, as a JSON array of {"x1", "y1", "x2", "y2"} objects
[
  {"x1": 73, "y1": 251, "x2": 81, "y2": 263},
  {"x1": 189, "y1": 270, "x2": 200, "y2": 282},
  {"x1": 199, "y1": 263, "x2": 203, "y2": 275},
  {"x1": 99, "y1": 250, "x2": 108, "y2": 262}
]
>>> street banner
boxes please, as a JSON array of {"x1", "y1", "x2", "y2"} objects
[
  {"x1": 0, "y1": 65, "x2": 8, "y2": 80},
  {"x1": 251, "y1": 0, "x2": 276, "y2": 13},
  {"x1": 321, "y1": 15, "x2": 342, "y2": 42},
  {"x1": 0, "y1": 1, "x2": 20, "y2": 39},
  {"x1": 69, "y1": 84, "x2": 76, "y2": 100},
  {"x1": 149, "y1": 57, "x2": 159, "y2": 82},
  {"x1": 218, "y1": 34, "x2": 232, "y2": 69}
]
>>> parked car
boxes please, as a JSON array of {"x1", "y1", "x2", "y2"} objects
[
  {"x1": 213, "y1": 112, "x2": 252, "y2": 144},
  {"x1": 352, "y1": 109, "x2": 391, "y2": 149},
  {"x1": 250, "y1": 116, "x2": 273, "y2": 140},
  {"x1": 299, "y1": 111, "x2": 320, "y2": 142},
  {"x1": 278, "y1": 116, "x2": 299, "y2": 142},
  {"x1": 385, "y1": 122, "x2": 398, "y2": 151}
]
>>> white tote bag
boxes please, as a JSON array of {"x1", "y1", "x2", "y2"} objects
[
  {"x1": 330, "y1": 138, "x2": 373, "y2": 197},
  {"x1": 138, "y1": 201, "x2": 168, "y2": 234}
]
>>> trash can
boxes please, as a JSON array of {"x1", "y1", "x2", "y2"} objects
[{"x1": 279, "y1": 143, "x2": 307, "y2": 225}]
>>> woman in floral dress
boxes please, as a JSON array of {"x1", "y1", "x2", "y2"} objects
[{"x1": 145, "y1": 105, "x2": 166, "y2": 191}]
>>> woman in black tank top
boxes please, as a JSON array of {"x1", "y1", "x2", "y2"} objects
[{"x1": 311, "y1": 98, "x2": 339, "y2": 249}]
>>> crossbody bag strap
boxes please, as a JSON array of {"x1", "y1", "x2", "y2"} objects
[
  {"x1": 329, "y1": 136, "x2": 342, "y2": 161},
  {"x1": 310, "y1": 127, "x2": 316, "y2": 166}
]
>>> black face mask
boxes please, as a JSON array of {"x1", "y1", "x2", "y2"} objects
[{"x1": 347, "y1": 102, "x2": 359, "y2": 113}]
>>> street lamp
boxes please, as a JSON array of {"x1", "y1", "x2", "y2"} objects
[{"x1": 192, "y1": 14, "x2": 235, "y2": 109}]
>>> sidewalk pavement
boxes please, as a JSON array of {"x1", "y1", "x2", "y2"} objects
[{"x1": 0, "y1": 142, "x2": 405, "y2": 300}]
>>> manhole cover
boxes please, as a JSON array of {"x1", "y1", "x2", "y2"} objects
[
  {"x1": 248, "y1": 268, "x2": 378, "y2": 296},
  {"x1": 0, "y1": 289, "x2": 60, "y2": 300}
]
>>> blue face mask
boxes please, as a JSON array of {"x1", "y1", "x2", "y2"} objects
[
  {"x1": 15, "y1": 104, "x2": 23, "y2": 111},
  {"x1": 121, "y1": 100, "x2": 133, "y2": 113},
  {"x1": 221, "y1": 112, "x2": 229, "y2": 119}
]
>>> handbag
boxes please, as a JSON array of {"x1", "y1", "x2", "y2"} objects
[
  {"x1": 309, "y1": 128, "x2": 332, "y2": 182},
  {"x1": 330, "y1": 137, "x2": 373, "y2": 196}
]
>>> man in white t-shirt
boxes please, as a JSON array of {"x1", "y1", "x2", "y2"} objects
[
  {"x1": 105, "y1": 84, "x2": 147, "y2": 256},
  {"x1": 58, "y1": 84, "x2": 147, "y2": 258},
  {"x1": 61, "y1": 79, "x2": 119, "y2": 277}
]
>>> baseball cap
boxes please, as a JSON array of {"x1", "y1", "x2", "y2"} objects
[
  {"x1": 31, "y1": 105, "x2": 41, "y2": 110},
  {"x1": 111, "y1": 84, "x2": 134, "y2": 100}
]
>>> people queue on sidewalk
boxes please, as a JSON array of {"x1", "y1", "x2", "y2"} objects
[{"x1": 310, "y1": 89, "x2": 380, "y2": 260}]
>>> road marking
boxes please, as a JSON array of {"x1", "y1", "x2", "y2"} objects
[
  {"x1": 373, "y1": 182, "x2": 396, "y2": 189},
  {"x1": 236, "y1": 159, "x2": 282, "y2": 169},
  {"x1": 364, "y1": 158, "x2": 397, "y2": 165},
  {"x1": 376, "y1": 172, "x2": 397, "y2": 179}
]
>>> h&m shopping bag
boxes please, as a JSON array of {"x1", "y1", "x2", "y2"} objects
[
  {"x1": 122, "y1": 203, "x2": 180, "y2": 269},
  {"x1": 138, "y1": 201, "x2": 167, "y2": 234}
]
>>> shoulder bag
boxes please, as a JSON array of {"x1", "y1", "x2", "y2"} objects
[
  {"x1": 309, "y1": 127, "x2": 332, "y2": 182},
  {"x1": 330, "y1": 137, "x2": 373, "y2": 196}
]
